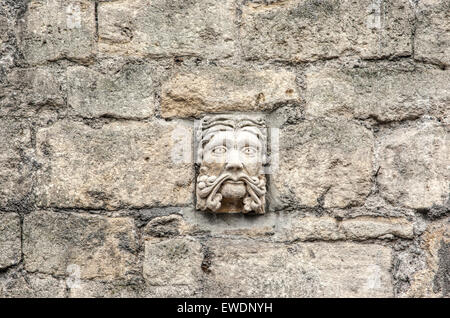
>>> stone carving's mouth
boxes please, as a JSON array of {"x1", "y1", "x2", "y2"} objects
[
  {"x1": 225, "y1": 180, "x2": 244, "y2": 185},
  {"x1": 197, "y1": 172, "x2": 266, "y2": 213}
]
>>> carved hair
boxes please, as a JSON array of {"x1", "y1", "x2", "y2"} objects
[{"x1": 196, "y1": 115, "x2": 267, "y2": 163}]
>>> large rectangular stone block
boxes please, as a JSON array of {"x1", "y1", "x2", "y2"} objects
[
  {"x1": 143, "y1": 238, "x2": 203, "y2": 289},
  {"x1": 161, "y1": 67, "x2": 300, "y2": 118},
  {"x1": 149, "y1": 209, "x2": 414, "y2": 242},
  {"x1": 415, "y1": 0, "x2": 450, "y2": 67},
  {"x1": 271, "y1": 120, "x2": 373, "y2": 209},
  {"x1": 376, "y1": 122, "x2": 449, "y2": 210},
  {"x1": 36, "y1": 120, "x2": 194, "y2": 209},
  {"x1": 277, "y1": 216, "x2": 414, "y2": 241},
  {"x1": 67, "y1": 64, "x2": 156, "y2": 119},
  {"x1": 0, "y1": 271, "x2": 67, "y2": 298},
  {"x1": 402, "y1": 219, "x2": 449, "y2": 297},
  {"x1": 23, "y1": 211, "x2": 139, "y2": 280},
  {"x1": 0, "y1": 213, "x2": 21, "y2": 269},
  {"x1": 203, "y1": 239, "x2": 393, "y2": 297},
  {"x1": 304, "y1": 63, "x2": 450, "y2": 123},
  {"x1": 18, "y1": 0, "x2": 96, "y2": 65},
  {"x1": 0, "y1": 118, "x2": 34, "y2": 211},
  {"x1": 1, "y1": 67, "x2": 65, "y2": 117},
  {"x1": 98, "y1": 0, "x2": 236, "y2": 59},
  {"x1": 241, "y1": 0, "x2": 414, "y2": 62}
]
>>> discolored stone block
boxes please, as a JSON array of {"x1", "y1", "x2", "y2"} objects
[
  {"x1": 18, "y1": 0, "x2": 96, "y2": 65},
  {"x1": 415, "y1": 0, "x2": 450, "y2": 67},
  {"x1": 1, "y1": 67, "x2": 65, "y2": 117},
  {"x1": 67, "y1": 64, "x2": 156, "y2": 119},
  {"x1": 376, "y1": 122, "x2": 449, "y2": 210},
  {"x1": 203, "y1": 239, "x2": 393, "y2": 297},
  {"x1": 143, "y1": 238, "x2": 203, "y2": 291},
  {"x1": 277, "y1": 216, "x2": 414, "y2": 241},
  {"x1": 304, "y1": 63, "x2": 450, "y2": 123},
  {"x1": 98, "y1": 0, "x2": 236, "y2": 59},
  {"x1": 271, "y1": 120, "x2": 373, "y2": 209},
  {"x1": 0, "y1": 213, "x2": 21, "y2": 269},
  {"x1": 36, "y1": 120, "x2": 194, "y2": 210},
  {"x1": 161, "y1": 67, "x2": 299, "y2": 118},
  {"x1": 0, "y1": 118, "x2": 34, "y2": 211},
  {"x1": 23, "y1": 211, "x2": 139, "y2": 280},
  {"x1": 241, "y1": 0, "x2": 414, "y2": 62}
]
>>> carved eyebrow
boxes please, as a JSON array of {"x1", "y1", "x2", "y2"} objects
[
  {"x1": 237, "y1": 133, "x2": 261, "y2": 149},
  {"x1": 204, "y1": 136, "x2": 234, "y2": 150}
]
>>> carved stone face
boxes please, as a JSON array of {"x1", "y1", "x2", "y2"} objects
[{"x1": 196, "y1": 115, "x2": 266, "y2": 214}]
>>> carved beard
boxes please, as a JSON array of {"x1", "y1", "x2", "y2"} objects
[{"x1": 196, "y1": 172, "x2": 266, "y2": 214}]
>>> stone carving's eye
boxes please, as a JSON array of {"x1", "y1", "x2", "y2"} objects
[
  {"x1": 212, "y1": 146, "x2": 227, "y2": 155},
  {"x1": 241, "y1": 146, "x2": 257, "y2": 156}
]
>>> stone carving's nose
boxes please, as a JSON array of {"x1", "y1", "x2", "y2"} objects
[{"x1": 225, "y1": 149, "x2": 243, "y2": 171}]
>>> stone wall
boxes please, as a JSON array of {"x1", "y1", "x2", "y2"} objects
[{"x1": 0, "y1": 0, "x2": 448, "y2": 298}]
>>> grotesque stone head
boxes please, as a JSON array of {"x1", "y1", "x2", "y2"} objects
[{"x1": 196, "y1": 114, "x2": 267, "y2": 214}]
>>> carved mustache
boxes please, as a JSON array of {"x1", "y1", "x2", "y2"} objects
[{"x1": 197, "y1": 173, "x2": 266, "y2": 212}]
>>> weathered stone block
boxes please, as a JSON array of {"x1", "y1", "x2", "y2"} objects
[
  {"x1": 415, "y1": 0, "x2": 450, "y2": 67},
  {"x1": 36, "y1": 120, "x2": 193, "y2": 209},
  {"x1": 0, "y1": 270, "x2": 67, "y2": 298},
  {"x1": 398, "y1": 219, "x2": 449, "y2": 297},
  {"x1": 1, "y1": 67, "x2": 64, "y2": 117},
  {"x1": 67, "y1": 64, "x2": 155, "y2": 119},
  {"x1": 271, "y1": 120, "x2": 373, "y2": 209},
  {"x1": 98, "y1": 0, "x2": 236, "y2": 59},
  {"x1": 68, "y1": 280, "x2": 140, "y2": 298},
  {"x1": 0, "y1": 213, "x2": 21, "y2": 269},
  {"x1": 161, "y1": 67, "x2": 299, "y2": 118},
  {"x1": 143, "y1": 238, "x2": 203, "y2": 289},
  {"x1": 339, "y1": 217, "x2": 414, "y2": 240},
  {"x1": 178, "y1": 208, "x2": 413, "y2": 241},
  {"x1": 241, "y1": 0, "x2": 413, "y2": 62},
  {"x1": 304, "y1": 63, "x2": 450, "y2": 123},
  {"x1": 0, "y1": 118, "x2": 33, "y2": 211},
  {"x1": 143, "y1": 214, "x2": 195, "y2": 238},
  {"x1": 19, "y1": 0, "x2": 96, "y2": 65},
  {"x1": 203, "y1": 239, "x2": 393, "y2": 297},
  {"x1": 23, "y1": 211, "x2": 139, "y2": 280},
  {"x1": 277, "y1": 216, "x2": 414, "y2": 241},
  {"x1": 377, "y1": 122, "x2": 449, "y2": 210}
]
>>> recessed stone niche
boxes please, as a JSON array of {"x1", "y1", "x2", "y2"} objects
[{"x1": 194, "y1": 114, "x2": 269, "y2": 214}]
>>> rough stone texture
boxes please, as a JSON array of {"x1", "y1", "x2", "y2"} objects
[
  {"x1": 143, "y1": 214, "x2": 196, "y2": 238},
  {"x1": 0, "y1": 269, "x2": 67, "y2": 298},
  {"x1": 415, "y1": 0, "x2": 450, "y2": 67},
  {"x1": 161, "y1": 67, "x2": 299, "y2": 118},
  {"x1": 278, "y1": 216, "x2": 414, "y2": 241},
  {"x1": 304, "y1": 62, "x2": 450, "y2": 123},
  {"x1": 203, "y1": 239, "x2": 393, "y2": 297},
  {"x1": 68, "y1": 280, "x2": 141, "y2": 298},
  {"x1": 377, "y1": 122, "x2": 449, "y2": 210},
  {"x1": 1, "y1": 67, "x2": 65, "y2": 117},
  {"x1": 36, "y1": 120, "x2": 194, "y2": 209},
  {"x1": 98, "y1": 0, "x2": 236, "y2": 59},
  {"x1": 0, "y1": 0, "x2": 26, "y2": 72},
  {"x1": 0, "y1": 213, "x2": 21, "y2": 269},
  {"x1": 271, "y1": 120, "x2": 373, "y2": 209},
  {"x1": 23, "y1": 211, "x2": 139, "y2": 280},
  {"x1": 67, "y1": 63, "x2": 156, "y2": 119},
  {"x1": 1, "y1": 0, "x2": 448, "y2": 299},
  {"x1": 241, "y1": 0, "x2": 414, "y2": 62},
  {"x1": 143, "y1": 238, "x2": 203, "y2": 295},
  {"x1": 398, "y1": 219, "x2": 449, "y2": 297},
  {"x1": 0, "y1": 118, "x2": 34, "y2": 211},
  {"x1": 18, "y1": 0, "x2": 96, "y2": 65},
  {"x1": 151, "y1": 209, "x2": 414, "y2": 242}
]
